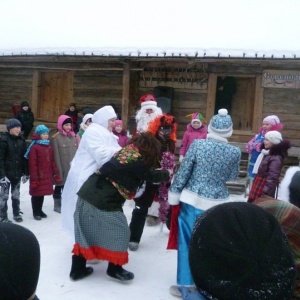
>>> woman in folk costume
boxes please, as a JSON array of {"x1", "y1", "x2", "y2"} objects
[
  {"x1": 135, "y1": 94, "x2": 163, "y2": 134},
  {"x1": 25, "y1": 125, "x2": 61, "y2": 220},
  {"x1": 51, "y1": 115, "x2": 80, "y2": 213},
  {"x1": 167, "y1": 108, "x2": 241, "y2": 296},
  {"x1": 128, "y1": 114, "x2": 177, "y2": 251},
  {"x1": 70, "y1": 132, "x2": 170, "y2": 282},
  {"x1": 61, "y1": 106, "x2": 121, "y2": 240},
  {"x1": 248, "y1": 130, "x2": 291, "y2": 203},
  {"x1": 179, "y1": 112, "x2": 207, "y2": 163}
]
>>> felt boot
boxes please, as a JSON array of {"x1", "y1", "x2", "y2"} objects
[
  {"x1": 69, "y1": 255, "x2": 93, "y2": 281},
  {"x1": 106, "y1": 262, "x2": 134, "y2": 281},
  {"x1": 53, "y1": 194, "x2": 61, "y2": 213}
]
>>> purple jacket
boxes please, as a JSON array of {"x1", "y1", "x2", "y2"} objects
[
  {"x1": 179, "y1": 124, "x2": 207, "y2": 156},
  {"x1": 113, "y1": 129, "x2": 129, "y2": 147}
]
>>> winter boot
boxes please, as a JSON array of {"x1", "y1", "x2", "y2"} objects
[
  {"x1": 53, "y1": 194, "x2": 61, "y2": 213},
  {"x1": 69, "y1": 255, "x2": 94, "y2": 281},
  {"x1": 106, "y1": 262, "x2": 134, "y2": 281}
]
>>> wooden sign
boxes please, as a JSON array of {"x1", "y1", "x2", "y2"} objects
[{"x1": 262, "y1": 70, "x2": 300, "y2": 89}]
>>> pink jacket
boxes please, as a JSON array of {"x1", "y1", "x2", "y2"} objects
[
  {"x1": 113, "y1": 129, "x2": 129, "y2": 147},
  {"x1": 179, "y1": 124, "x2": 207, "y2": 156}
]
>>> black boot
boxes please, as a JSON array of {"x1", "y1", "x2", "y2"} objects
[
  {"x1": 32, "y1": 197, "x2": 41, "y2": 220},
  {"x1": 106, "y1": 262, "x2": 134, "y2": 281},
  {"x1": 53, "y1": 194, "x2": 61, "y2": 213},
  {"x1": 70, "y1": 255, "x2": 93, "y2": 281}
]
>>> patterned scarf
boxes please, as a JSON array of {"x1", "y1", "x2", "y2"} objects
[{"x1": 24, "y1": 139, "x2": 50, "y2": 159}]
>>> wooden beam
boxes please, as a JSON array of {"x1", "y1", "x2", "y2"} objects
[
  {"x1": 206, "y1": 73, "x2": 217, "y2": 121},
  {"x1": 252, "y1": 75, "x2": 264, "y2": 133},
  {"x1": 122, "y1": 62, "x2": 130, "y2": 129},
  {"x1": 31, "y1": 70, "x2": 40, "y2": 118}
]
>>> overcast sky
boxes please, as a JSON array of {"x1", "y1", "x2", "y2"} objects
[{"x1": 0, "y1": 0, "x2": 299, "y2": 51}]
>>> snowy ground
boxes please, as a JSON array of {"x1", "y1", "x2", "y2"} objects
[{"x1": 11, "y1": 183, "x2": 246, "y2": 300}]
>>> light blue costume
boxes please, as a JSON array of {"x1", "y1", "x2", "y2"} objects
[{"x1": 168, "y1": 109, "x2": 241, "y2": 287}]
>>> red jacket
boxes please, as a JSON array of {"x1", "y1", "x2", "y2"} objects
[{"x1": 28, "y1": 144, "x2": 59, "y2": 196}]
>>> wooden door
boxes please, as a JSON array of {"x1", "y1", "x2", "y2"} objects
[{"x1": 36, "y1": 71, "x2": 74, "y2": 122}]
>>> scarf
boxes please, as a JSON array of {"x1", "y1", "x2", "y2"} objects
[
  {"x1": 252, "y1": 149, "x2": 269, "y2": 174},
  {"x1": 24, "y1": 139, "x2": 50, "y2": 159}
]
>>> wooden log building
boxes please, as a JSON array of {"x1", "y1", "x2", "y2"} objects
[{"x1": 0, "y1": 50, "x2": 299, "y2": 162}]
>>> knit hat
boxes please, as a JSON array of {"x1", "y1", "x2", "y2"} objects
[
  {"x1": 208, "y1": 108, "x2": 233, "y2": 137},
  {"x1": 62, "y1": 117, "x2": 72, "y2": 126},
  {"x1": 189, "y1": 202, "x2": 296, "y2": 300},
  {"x1": 35, "y1": 124, "x2": 50, "y2": 136},
  {"x1": 189, "y1": 112, "x2": 204, "y2": 126},
  {"x1": 82, "y1": 107, "x2": 93, "y2": 115},
  {"x1": 265, "y1": 130, "x2": 282, "y2": 145},
  {"x1": 82, "y1": 113, "x2": 93, "y2": 124},
  {"x1": 139, "y1": 94, "x2": 158, "y2": 111},
  {"x1": 21, "y1": 101, "x2": 29, "y2": 108},
  {"x1": 6, "y1": 118, "x2": 22, "y2": 131},
  {"x1": 114, "y1": 120, "x2": 123, "y2": 127},
  {"x1": 263, "y1": 115, "x2": 280, "y2": 126},
  {"x1": 0, "y1": 223, "x2": 40, "y2": 300}
]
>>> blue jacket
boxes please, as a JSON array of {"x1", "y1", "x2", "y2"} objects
[{"x1": 168, "y1": 134, "x2": 241, "y2": 210}]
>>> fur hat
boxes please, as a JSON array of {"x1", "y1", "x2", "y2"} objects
[
  {"x1": 263, "y1": 115, "x2": 280, "y2": 126},
  {"x1": 265, "y1": 130, "x2": 283, "y2": 145},
  {"x1": 0, "y1": 223, "x2": 40, "y2": 299},
  {"x1": 208, "y1": 108, "x2": 233, "y2": 137},
  {"x1": 35, "y1": 124, "x2": 49, "y2": 136},
  {"x1": 189, "y1": 202, "x2": 296, "y2": 300},
  {"x1": 114, "y1": 120, "x2": 123, "y2": 127},
  {"x1": 6, "y1": 118, "x2": 22, "y2": 131},
  {"x1": 139, "y1": 94, "x2": 157, "y2": 111},
  {"x1": 82, "y1": 113, "x2": 93, "y2": 124},
  {"x1": 21, "y1": 101, "x2": 29, "y2": 108}
]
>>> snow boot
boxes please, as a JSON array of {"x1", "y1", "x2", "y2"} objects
[
  {"x1": 70, "y1": 255, "x2": 94, "y2": 281},
  {"x1": 53, "y1": 194, "x2": 61, "y2": 213},
  {"x1": 106, "y1": 262, "x2": 134, "y2": 281}
]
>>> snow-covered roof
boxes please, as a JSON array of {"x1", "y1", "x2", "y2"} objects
[{"x1": 1, "y1": 0, "x2": 300, "y2": 60}]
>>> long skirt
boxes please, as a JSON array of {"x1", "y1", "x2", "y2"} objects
[{"x1": 72, "y1": 197, "x2": 130, "y2": 265}]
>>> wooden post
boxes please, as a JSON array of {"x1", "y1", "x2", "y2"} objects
[
  {"x1": 206, "y1": 73, "x2": 217, "y2": 121},
  {"x1": 122, "y1": 62, "x2": 130, "y2": 129},
  {"x1": 31, "y1": 70, "x2": 40, "y2": 118},
  {"x1": 252, "y1": 75, "x2": 264, "y2": 133}
]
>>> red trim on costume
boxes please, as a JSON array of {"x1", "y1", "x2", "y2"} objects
[
  {"x1": 167, "y1": 204, "x2": 181, "y2": 250},
  {"x1": 72, "y1": 243, "x2": 129, "y2": 265}
]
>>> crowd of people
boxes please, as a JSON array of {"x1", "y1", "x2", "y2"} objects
[{"x1": 0, "y1": 97, "x2": 299, "y2": 299}]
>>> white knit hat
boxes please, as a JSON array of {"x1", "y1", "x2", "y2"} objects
[{"x1": 265, "y1": 130, "x2": 282, "y2": 145}]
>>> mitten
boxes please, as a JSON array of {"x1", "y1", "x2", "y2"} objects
[
  {"x1": 178, "y1": 286, "x2": 208, "y2": 300},
  {"x1": 31, "y1": 181, "x2": 39, "y2": 189},
  {"x1": 54, "y1": 175, "x2": 61, "y2": 184},
  {"x1": 0, "y1": 177, "x2": 10, "y2": 188},
  {"x1": 22, "y1": 175, "x2": 29, "y2": 184},
  {"x1": 179, "y1": 155, "x2": 184, "y2": 163}
]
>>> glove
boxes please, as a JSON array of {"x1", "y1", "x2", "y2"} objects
[
  {"x1": 179, "y1": 155, "x2": 184, "y2": 163},
  {"x1": 0, "y1": 177, "x2": 10, "y2": 188},
  {"x1": 54, "y1": 175, "x2": 61, "y2": 184},
  {"x1": 178, "y1": 286, "x2": 208, "y2": 300},
  {"x1": 31, "y1": 181, "x2": 39, "y2": 189},
  {"x1": 22, "y1": 175, "x2": 29, "y2": 184}
]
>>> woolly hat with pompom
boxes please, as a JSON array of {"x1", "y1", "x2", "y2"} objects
[{"x1": 208, "y1": 108, "x2": 233, "y2": 137}]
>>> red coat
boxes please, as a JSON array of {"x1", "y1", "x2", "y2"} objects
[{"x1": 28, "y1": 144, "x2": 59, "y2": 196}]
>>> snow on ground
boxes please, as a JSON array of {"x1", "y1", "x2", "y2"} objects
[{"x1": 12, "y1": 182, "x2": 245, "y2": 300}]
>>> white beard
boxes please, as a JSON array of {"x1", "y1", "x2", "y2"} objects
[{"x1": 136, "y1": 107, "x2": 162, "y2": 133}]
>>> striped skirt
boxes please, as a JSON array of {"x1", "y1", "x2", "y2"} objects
[{"x1": 72, "y1": 197, "x2": 130, "y2": 265}]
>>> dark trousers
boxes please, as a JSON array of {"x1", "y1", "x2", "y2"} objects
[
  {"x1": 31, "y1": 196, "x2": 44, "y2": 215},
  {"x1": 0, "y1": 179, "x2": 21, "y2": 218},
  {"x1": 54, "y1": 185, "x2": 64, "y2": 198},
  {"x1": 129, "y1": 206, "x2": 149, "y2": 243}
]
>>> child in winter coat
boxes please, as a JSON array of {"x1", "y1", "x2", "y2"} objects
[
  {"x1": 16, "y1": 101, "x2": 35, "y2": 139},
  {"x1": 113, "y1": 120, "x2": 129, "y2": 147},
  {"x1": 179, "y1": 112, "x2": 207, "y2": 163},
  {"x1": 51, "y1": 115, "x2": 79, "y2": 213},
  {"x1": 0, "y1": 119, "x2": 29, "y2": 223},
  {"x1": 248, "y1": 130, "x2": 291, "y2": 203},
  {"x1": 246, "y1": 115, "x2": 283, "y2": 189},
  {"x1": 65, "y1": 103, "x2": 79, "y2": 133},
  {"x1": 78, "y1": 113, "x2": 93, "y2": 138},
  {"x1": 25, "y1": 125, "x2": 61, "y2": 220}
]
